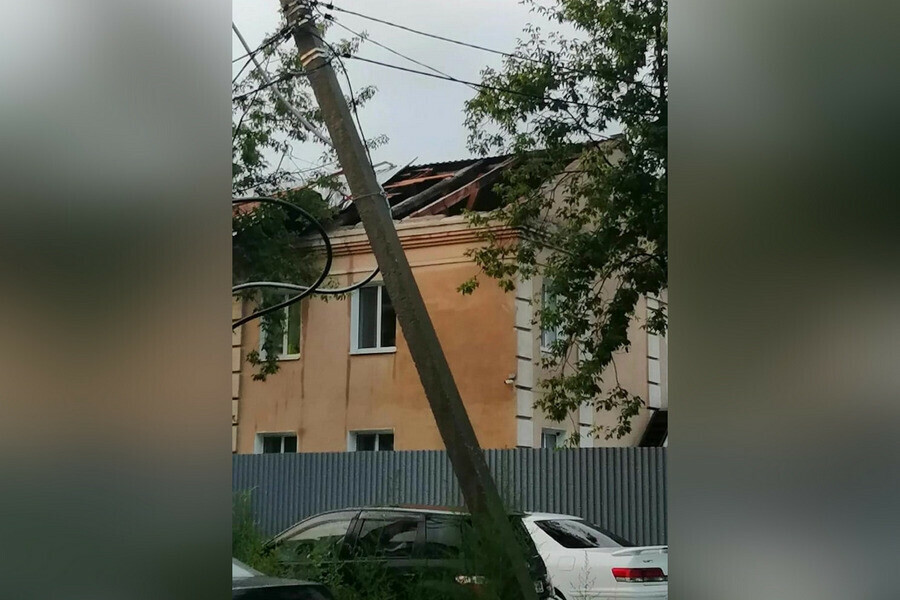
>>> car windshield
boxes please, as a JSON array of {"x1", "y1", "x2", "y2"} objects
[{"x1": 534, "y1": 519, "x2": 632, "y2": 549}]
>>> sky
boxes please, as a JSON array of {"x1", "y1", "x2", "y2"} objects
[{"x1": 232, "y1": 0, "x2": 560, "y2": 173}]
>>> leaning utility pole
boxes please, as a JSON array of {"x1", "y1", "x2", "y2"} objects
[{"x1": 278, "y1": 2, "x2": 538, "y2": 598}]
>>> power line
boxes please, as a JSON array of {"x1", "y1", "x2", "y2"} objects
[
  {"x1": 234, "y1": 70, "x2": 303, "y2": 101},
  {"x1": 232, "y1": 196, "x2": 333, "y2": 329},
  {"x1": 232, "y1": 25, "x2": 291, "y2": 63},
  {"x1": 233, "y1": 55, "x2": 255, "y2": 85},
  {"x1": 315, "y1": 2, "x2": 660, "y2": 90},
  {"x1": 233, "y1": 22, "x2": 333, "y2": 148},
  {"x1": 342, "y1": 54, "x2": 655, "y2": 117},
  {"x1": 233, "y1": 51, "x2": 277, "y2": 135},
  {"x1": 320, "y1": 13, "x2": 477, "y2": 92},
  {"x1": 316, "y1": 2, "x2": 542, "y2": 66},
  {"x1": 232, "y1": 28, "x2": 289, "y2": 87},
  {"x1": 292, "y1": 156, "x2": 342, "y2": 173}
]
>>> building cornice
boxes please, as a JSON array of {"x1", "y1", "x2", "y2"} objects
[{"x1": 306, "y1": 217, "x2": 519, "y2": 257}]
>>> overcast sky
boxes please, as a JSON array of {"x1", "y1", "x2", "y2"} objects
[{"x1": 233, "y1": 0, "x2": 560, "y2": 172}]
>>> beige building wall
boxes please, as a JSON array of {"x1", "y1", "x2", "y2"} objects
[
  {"x1": 511, "y1": 150, "x2": 660, "y2": 448},
  {"x1": 234, "y1": 216, "x2": 519, "y2": 453},
  {"x1": 515, "y1": 274, "x2": 658, "y2": 448},
  {"x1": 233, "y1": 213, "x2": 664, "y2": 453}
]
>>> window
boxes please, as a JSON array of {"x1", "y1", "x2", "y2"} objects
[
  {"x1": 541, "y1": 429, "x2": 563, "y2": 449},
  {"x1": 540, "y1": 282, "x2": 562, "y2": 352},
  {"x1": 351, "y1": 285, "x2": 397, "y2": 353},
  {"x1": 352, "y1": 517, "x2": 420, "y2": 559},
  {"x1": 423, "y1": 517, "x2": 464, "y2": 559},
  {"x1": 259, "y1": 298, "x2": 301, "y2": 359},
  {"x1": 534, "y1": 518, "x2": 632, "y2": 548},
  {"x1": 638, "y1": 409, "x2": 668, "y2": 447},
  {"x1": 277, "y1": 515, "x2": 355, "y2": 562},
  {"x1": 256, "y1": 433, "x2": 297, "y2": 454},
  {"x1": 349, "y1": 431, "x2": 394, "y2": 452}
]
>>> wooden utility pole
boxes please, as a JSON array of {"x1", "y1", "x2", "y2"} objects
[{"x1": 277, "y1": 2, "x2": 538, "y2": 598}]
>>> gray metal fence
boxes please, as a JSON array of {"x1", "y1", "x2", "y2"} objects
[{"x1": 233, "y1": 447, "x2": 666, "y2": 546}]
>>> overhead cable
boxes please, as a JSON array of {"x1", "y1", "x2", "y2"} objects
[
  {"x1": 314, "y1": 1, "x2": 653, "y2": 86},
  {"x1": 233, "y1": 22, "x2": 333, "y2": 148},
  {"x1": 232, "y1": 25, "x2": 291, "y2": 63},
  {"x1": 232, "y1": 196, "x2": 333, "y2": 328},
  {"x1": 319, "y1": 13, "x2": 477, "y2": 91},
  {"x1": 341, "y1": 54, "x2": 656, "y2": 117},
  {"x1": 232, "y1": 196, "x2": 381, "y2": 328}
]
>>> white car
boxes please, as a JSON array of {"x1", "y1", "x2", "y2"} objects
[{"x1": 522, "y1": 513, "x2": 668, "y2": 600}]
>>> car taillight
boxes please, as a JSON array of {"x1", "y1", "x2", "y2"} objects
[{"x1": 611, "y1": 567, "x2": 667, "y2": 583}]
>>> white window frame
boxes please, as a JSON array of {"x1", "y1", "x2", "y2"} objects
[
  {"x1": 540, "y1": 428, "x2": 565, "y2": 449},
  {"x1": 540, "y1": 283, "x2": 563, "y2": 353},
  {"x1": 259, "y1": 298, "x2": 302, "y2": 361},
  {"x1": 350, "y1": 284, "x2": 397, "y2": 355},
  {"x1": 347, "y1": 429, "x2": 395, "y2": 452},
  {"x1": 254, "y1": 432, "x2": 298, "y2": 454}
]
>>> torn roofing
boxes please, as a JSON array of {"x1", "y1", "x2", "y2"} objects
[{"x1": 335, "y1": 153, "x2": 515, "y2": 226}]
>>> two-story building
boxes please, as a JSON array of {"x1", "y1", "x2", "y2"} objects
[{"x1": 232, "y1": 155, "x2": 667, "y2": 453}]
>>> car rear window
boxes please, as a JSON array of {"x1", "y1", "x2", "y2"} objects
[{"x1": 534, "y1": 519, "x2": 632, "y2": 549}]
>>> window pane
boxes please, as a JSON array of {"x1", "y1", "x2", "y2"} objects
[
  {"x1": 534, "y1": 519, "x2": 630, "y2": 549},
  {"x1": 354, "y1": 518, "x2": 419, "y2": 558},
  {"x1": 541, "y1": 283, "x2": 558, "y2": 349},
  {"x1": 279, "y1": 518, "x2": 354, "y2": 562},
  {"x1": 262, "y1": 436, "x2": 282, "y2": 453},
  {"x1": 355, "y1": 433, "x2": 376, "y2": 451},
  {"x1": 283, "y1": 435, "x2": 297, "y2": 453},
  {"x1": 381, "y1": 519, "x2": 419, "y2": 558},
  {"x1": 286, "y1": 303, "x2": 301, "y2": 355},
  {"x1": 287, "y1": 519, "x2": 354, "y2": 544},
  {"x1": 423, "y1": 518, "x2": 463, "y2": 559},
  {"x1": 541, "y1": 327, "x2": 556, "y2": 349},
  {"x1": 357, "y1": 287, "x2": 378, "y2": 349},
  {"x1": 380, "y1": 287, "x2": 396, "y2": 347},
  {"x1": 541, "y1": 431, "x2": 559, "y2": 449},
  {"x1": 377, "y1": 433, "x2": 394, "y2": 452}
]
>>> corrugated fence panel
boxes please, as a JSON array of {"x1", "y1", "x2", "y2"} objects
[{"x1": 233, "y1": 447, "x2": 666, "y2": 545}]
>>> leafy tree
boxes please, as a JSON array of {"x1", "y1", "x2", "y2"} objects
[
  {"x1": 461, "y1": 0, "x2": 667, "y2": 440},
  {"x1": 232, "y1": 24, "x2": 384, "y2": 379}
]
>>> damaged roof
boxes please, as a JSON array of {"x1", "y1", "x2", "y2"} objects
[{"x1": 336, "y1": 154, "x2": 515, "y2": 225}]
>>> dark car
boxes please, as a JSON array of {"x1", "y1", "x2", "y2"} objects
[
  {"x1": 266, "y1": 506, "x2": 553, "y2": 598},
  {"x1": 232, "y1": 558, "x2": 334, "y2": 599}
]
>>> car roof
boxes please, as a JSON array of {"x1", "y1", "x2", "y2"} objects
[
  {"x1": 331, "y1": 504, "x2": 524, "y2": 516},
  {"x1": 361, "y1": 505, "x2": 473, "y2": 515},
  {"x1": 523, "y1": 512, "x2": 583, "y2": 521},
  {"x1": 283, "y1": 506, "x2": 474, "y2": 520},
  {"x1": 271, "y1": 505, "x2": 527, "y2": 541}
]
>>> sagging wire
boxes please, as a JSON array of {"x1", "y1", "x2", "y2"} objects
[
  {"x1": 318, "y1": 12, "x2": 478, "y2": 93},
  {"x1": 232, "y1": 196, "x2": 382, "y2": 328},
  {"x1": 232, "y1": 196, "x2": 333, "y2": 329}
]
